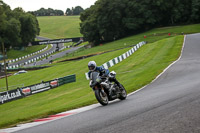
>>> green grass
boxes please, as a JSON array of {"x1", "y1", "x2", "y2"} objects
[
  {"x1": 37, "y1": 16, "x2": 82, "y2": 39},
  {"x1": 0, "y1": 35, "x2": 184, "y2": 128},
  {"x1": 54, "y1": 23, "x2": 200, "y2": 61},
  {"x1": 147, "y1": 24, "x2": 200, "y2": 34},
  {"x1": 5, "y1": 45, "x2": 47, "y2": 60}
]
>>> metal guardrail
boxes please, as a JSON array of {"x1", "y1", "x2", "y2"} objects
[{"x1": 58, "y1": 74, "x2": 76, "y2": 86}]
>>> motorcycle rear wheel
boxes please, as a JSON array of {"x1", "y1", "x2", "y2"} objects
[{"x1": 95, "y1": 89, "x2": 108, "y2": 106}]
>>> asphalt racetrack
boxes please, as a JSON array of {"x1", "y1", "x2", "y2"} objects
[{"x1": 14, "y1": 33, "x2": 200, "y2": 133}]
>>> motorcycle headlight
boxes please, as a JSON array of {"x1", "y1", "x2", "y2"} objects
[
  {"x1": 109, "y1": 73, "x2": 115, "y2": 78},
  {"x1": 96, "y1": 77, "x2": 101, "y2": 83}
]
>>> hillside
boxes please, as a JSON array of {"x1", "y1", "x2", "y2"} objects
[
  {"x1": 54, "y1": 24, "x2": 200, "y2": 61},
  {"x1": 37, "y1": 16, "x2": 82, "y2": 39}
]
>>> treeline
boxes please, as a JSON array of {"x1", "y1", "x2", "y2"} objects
[
  {"x1": 0, "y1": 1, "x2": 40, "y2": 50},
  {"x1": 65, "y1": 6, "x2": 84, "y2": 15},
  {"x1": 80, "y1": 0, "x2": 200, "y2": 45},
  {"x1": 31, "y1": 8, "x2": 64, "y2": 16},
  {"x1": 32, "y1": 6, "x2": 84, "y2": 16}
]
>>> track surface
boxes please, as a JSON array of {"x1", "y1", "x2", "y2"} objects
[
  {"x1": 8, "y1": 36, "x2": 62, "y2": 67},
  {"x1": 9, "y1": 36, "x2": 82, "y2": 67},
  {"x1": 25, "y1": 45, "x2": 84, "y2": 66},
  {"x1": 14, "y1": 34, "x2": 200, "y2": 133}
]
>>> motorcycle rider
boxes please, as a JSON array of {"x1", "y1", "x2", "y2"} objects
[{"x1": 87, "y1": 61, "x2": 122, "y2": 89}]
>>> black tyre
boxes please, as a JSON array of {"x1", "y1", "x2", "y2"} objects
[
  {"x1": 95, "y1": 89, "x2": 108, "y2": 106},
  {"x1": 119, "y1": 85, "x2": 127, "y2": 100}
]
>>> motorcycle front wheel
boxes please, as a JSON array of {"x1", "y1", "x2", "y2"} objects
[
  {"x1": 118, "y1": 84, "x2": 127, "y2": 100},
  {"x1": 94, "y1": 89, "x2": 108, "y2": 106}
]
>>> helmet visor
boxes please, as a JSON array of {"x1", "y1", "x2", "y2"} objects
[{"x1": 88, "y1": 66, "x2": 95, "y2": 71}]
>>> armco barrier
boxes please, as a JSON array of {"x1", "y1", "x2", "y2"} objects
[
  {"x1": 85, "y1": 41, "x2": 146, "y2": 80},
  {"x1": 58, "y1": 74, "x2": 76, "y2": 86},
  {"x1": 0, "y1": 74, "x2": 76, "y2": 104}
]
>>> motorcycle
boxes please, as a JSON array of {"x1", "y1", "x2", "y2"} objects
[{"x1": 89, "y1": 71, "x2": 127, "y2": 106}]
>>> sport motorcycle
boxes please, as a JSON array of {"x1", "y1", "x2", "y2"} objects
[{"x1": 89, "y1": 71, "x2": 127, "y2": 106}]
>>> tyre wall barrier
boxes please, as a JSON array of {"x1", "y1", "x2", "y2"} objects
[
  {"x1": 1, "y1": 45, "x2": 49, "y2": 69},
  {"x1": 0, "y1": 74, "x2": 76, "y2": 105},
  {"x1": 4, "y1": 45, "x2": 56, "y2": 69},
  {"x1": 4, "y1": 42, "x2": 83, "y2": 69},
  {"x1": 5, "y1": 45, "x2": 48, "y2": 65},
  {"x1": 85, "y1": 41, "x2": 147, "y2": 80}
]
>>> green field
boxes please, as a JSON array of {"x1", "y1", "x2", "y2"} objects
[
  {"x1": 0, "y1": 23, "x2": 200, "y2": 128},
  {"x1": 37, "y1": 16, "x2": 82, "y2": 39}
]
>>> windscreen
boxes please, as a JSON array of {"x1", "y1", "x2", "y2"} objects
[{"x1": 90, "y1": 71, "x2": 99, "y2": 82}]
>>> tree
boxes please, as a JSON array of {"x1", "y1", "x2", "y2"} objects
[
  {"x1": 73, "y1": 6, "x2": 84, "y2": 15},
  {"x1": 55, "y1": 10, "x2": 64, "y2": 16},
  {"x1": 65, "y1": 8, "x2": 72, "y2": 15},
  {"x1": 4, "y1": 18, "x2": 21, "y2": 48},
  {"x1": 33, "y1": 8, "x2": 64, "y2": 16},
  {"x1": 80, "y1": 0, "x2": 200, "y2": 45},
  {"x1": 19, "y1": 13, "x2": 40, "y2": 46},
  {"x1": 191, "y1": 0, "x2": 200, "y2": 22},
  {"x1": 0, "y1": 1, "x2": 7, "y2": 46},
  {"x1": 36, "y1": 8, "x2": 46, "y2": 16},
  {"x1": 80, "y1": 5, "x2": 99, "y2": 45},
  {"x1": 0, "y1": 1, "x2": 21, "y2": 49},
  {"x1": 0, "y1": 2, "x2": 40, "y2": 50},
  {"x1": 65, "y1": 6, "x2": 84, "y2": 16}
]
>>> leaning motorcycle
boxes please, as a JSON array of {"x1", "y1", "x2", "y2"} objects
[{"x1": 89, "y1": 71, "x2": 127, "y2": 106}]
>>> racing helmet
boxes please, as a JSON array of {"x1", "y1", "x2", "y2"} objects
[{"x1": 88, "y1": 61, "x2": 96, "y2": 71}]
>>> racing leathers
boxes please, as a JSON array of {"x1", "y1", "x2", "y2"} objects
[{"x1": 88, "y1": 66, "x2": 122, "y2": 89}]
